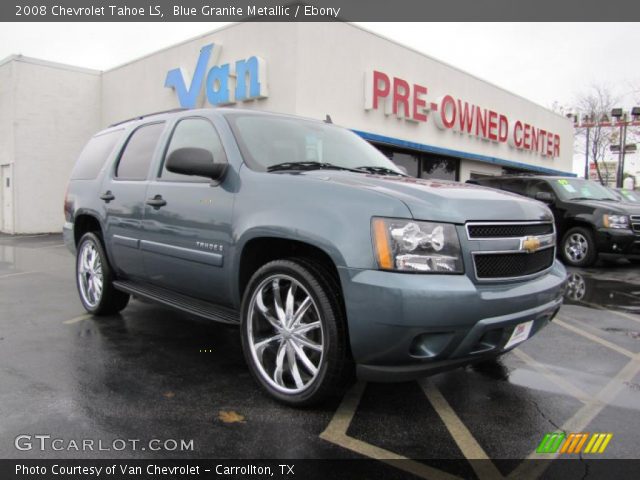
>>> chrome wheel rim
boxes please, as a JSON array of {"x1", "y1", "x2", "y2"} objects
[
  {"x1": 247, "y1": 274, "x2": 324, "y2": 394},
  {"x1": 77, "y1": 241, "x2": 104, "y2": 308},
  {"x1": 565, "y1": 233, "x2": 588, "y2": 262}
]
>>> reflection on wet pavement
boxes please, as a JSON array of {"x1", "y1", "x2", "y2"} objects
[{"x1": 564, "y1": 265, "x2": 640, "y2": 314}]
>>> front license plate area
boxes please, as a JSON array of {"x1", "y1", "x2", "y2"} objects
[{"x1": 504, "y1": 320, "x2": 534, "y2": 349}]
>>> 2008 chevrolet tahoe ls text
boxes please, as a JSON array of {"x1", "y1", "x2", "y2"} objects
[{"x1": 64, "y1": 108, "x2": 567, "y2": 406}]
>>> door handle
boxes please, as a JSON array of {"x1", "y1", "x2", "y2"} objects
[
  {"x1": 146, "y1": 195, "x2": 167, "y2": 208},
  {"x1": 100, "y1": 191, "x2": 115, "y2": 202}
]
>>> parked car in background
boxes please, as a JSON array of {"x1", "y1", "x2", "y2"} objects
[
  {"x1": 607, "y1": 187, "x2": 640, "y2": 205},
  {"x1": 64, "y1": 109, "x2": 566, "y2": 405},
  {"x1": 470, "y1": 175, "x2": 640, "y2": 267}
]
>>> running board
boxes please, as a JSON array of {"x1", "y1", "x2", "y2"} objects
[{"x1": 113, "y1": 280, "x2": 239, "y2": 324}]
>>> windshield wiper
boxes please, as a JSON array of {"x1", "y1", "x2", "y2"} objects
[
  {"x1": 267, "y1": 161, "x2": 360, "y2": 173},
  {"x1": 569, "y1": 196, "x2": 618, "y2": 202},
  {"x1": 354, "y1": 166, "x2": 407, "y2": 176}
]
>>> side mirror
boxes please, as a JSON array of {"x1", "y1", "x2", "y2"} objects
[
  {"x1": 535, "y1": 191, "x2": 554, "y2": 204},
  {"x1": 166, "y1": 147, "x2": 227, "y2": 180}
]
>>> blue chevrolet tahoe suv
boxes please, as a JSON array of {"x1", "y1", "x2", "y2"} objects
[{"x1": 64, "y1": 108, "x2": 567, "y2": 405}]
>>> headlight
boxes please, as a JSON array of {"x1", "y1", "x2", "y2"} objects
[
  {"x1": 372, "y1": 218, "x2": 463, "y2": 273},
  {"x1": 603, "y1": 214, "x2": 629, "y2": 229}
]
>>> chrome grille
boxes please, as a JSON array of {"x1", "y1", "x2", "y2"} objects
[
  {"x1": 632, "y1": 215, "x2": 640, "y2": 233},
  {"x1": 467, "y1": 223, "x2": 553, "y2": 238},
  {"x1": 474, "y1": 249, "x2": 555, "y2": 279},
  {"x1": 466, "y1": 221, "x2": 556, "y2": 281}
]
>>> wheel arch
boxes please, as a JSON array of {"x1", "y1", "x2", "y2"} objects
[{"x1": 236, "y1": 235, "x2": 344, "y2": 305}]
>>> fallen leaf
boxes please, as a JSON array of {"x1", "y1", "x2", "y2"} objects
[
  {"x1": 218, "y1": 410, "x2": 245, "y2": 423},
  {"x1": 163, "y1": 392, "x2": 175, "y2": 399}
]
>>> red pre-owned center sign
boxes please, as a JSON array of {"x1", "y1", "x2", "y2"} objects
[{"x1": 364, "y1": 70, "x2": 561, "y2": 158}]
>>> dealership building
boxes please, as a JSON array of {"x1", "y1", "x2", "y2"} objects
[{"x1": 0, "y1": 22, "x2": 574, "y2": 234}]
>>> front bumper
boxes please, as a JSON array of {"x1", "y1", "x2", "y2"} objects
[
  {"x1": 595, "y1": 228, "x2": 640, "y2": 256},
  {"x1": 338, "y1": 260, "x2": 567, "y2": 382}
]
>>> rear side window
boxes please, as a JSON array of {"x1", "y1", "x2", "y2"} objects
[
  {"x1": 70, "y1": 130, "x2": 123, "y2": 180},
  {"x1": 160, "y1": 118, "x2": 226, "y2": 182},
  {"x1": 490, "y1": 179, "x2": 527, "y2": 195},
  {"x1": 116, "y1": 122, "x2": 165, "y2": 180}
]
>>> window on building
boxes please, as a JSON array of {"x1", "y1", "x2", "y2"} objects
[
  {"x1": 160, "y1": 118, "x2": 226, "y2": 182},
  {"x1": 115, "y1": 122, "x2": 165, "y2": 180},
  {"x1": 71, "y1": 129, "x2": 124, "y2": 180},
  {"x1": 373, "y1": 145, "x2": 459, "y2": 180},
  {"x1": 421, "y1": 155, "x2": 459, "y2": 181},
  {"x1": 377, "y1": 148, "x2": 419, "y2": 177}
]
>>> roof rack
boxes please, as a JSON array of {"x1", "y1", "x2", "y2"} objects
[{"x1": 108, "y1": 108, "x2": 189, "y2": 127}]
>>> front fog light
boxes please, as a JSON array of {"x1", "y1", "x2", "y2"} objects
[{"x1": 372, "y1": 218, "x2": 463, "y2": 273}]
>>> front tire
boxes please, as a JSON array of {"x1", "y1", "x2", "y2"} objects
[
  {"x1": 560, "y1": 227, "x2": 597, "y2": 267},
  {"x1": 76, "y1": 232, "x2": 130, "y2": 315},
  {"x1": 240, "y1": 259, "x2": 349, "y2": 406}
]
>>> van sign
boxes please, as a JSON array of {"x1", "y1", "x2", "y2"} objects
[{"x1": 165, "y1": 43, "x2": 268, "y2": 108}]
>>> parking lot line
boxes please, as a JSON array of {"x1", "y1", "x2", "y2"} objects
[
  {"x1": 512, "y1": 349, "x2": 590, "y2": 403},
  {"x1": 555, "y1": 316, "x2": 635, "y2": 359},
  {"x1": 576, "y1": 300, "x2": 640, "y2": 325},
  {"x1": 34, "y1": 243, "x2": 67, "y2": 249},
  {"x1": 320, "y1": 382, "x2": 463, "y2": 480},
  {"x1": 510, "y1": 353, "x2": 640, "y2": 478},
  {"x1": 0, "y1": 271, "x2": 38, "y2": 279},
  {"x1": 62, "y1": 314, "x2": 91, "y2": 325},
  {"x1": 420, "y1": 379, "x2": 504, "y2": 479}
]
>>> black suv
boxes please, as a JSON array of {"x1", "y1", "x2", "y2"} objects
[{"x1": 470, "y1": 175, "x2": 640, "y2": 267}]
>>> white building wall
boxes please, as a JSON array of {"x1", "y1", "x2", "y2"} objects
[
  {"x1": 101, "y1": 22, "x2": 300, "y2": 127},
  {"x1": 459, "y1": 159, "x2": 503, "y2": 180},
  {"x1": 0, "y1": 60, "x2": 16, "y2": 233},
  {"x1": 293, "y1": 23, "x2": 573, "y2": 177},
  {"x1": 11, "y1": 58, "x2": 101, "y2": 233}
]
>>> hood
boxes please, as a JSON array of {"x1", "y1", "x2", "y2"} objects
[
  {"x1": 567, "y1": 198, "x2": 640, "y2": 215},
  {"x1": 301, "y1": 171, "x2": 553, "y2": 223}
]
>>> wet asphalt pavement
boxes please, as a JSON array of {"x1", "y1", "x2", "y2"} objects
[{"x1": 1, "y1": 234, "x2": 639, "y2": 477}]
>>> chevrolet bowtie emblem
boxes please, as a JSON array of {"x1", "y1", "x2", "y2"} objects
[{"x1": 522, "y1": 236, "x2": 541, "y2": 253}]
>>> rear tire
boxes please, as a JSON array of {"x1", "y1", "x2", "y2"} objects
[
  {"x1": 560, "y1": 227, "x2": 597, "y2": 267},
  {"x1": 76, "y1": 232, "x2": 130, "y2": 315},
  {"x1": 240, "y1": 259, "x2": 349, "y2": 406}
]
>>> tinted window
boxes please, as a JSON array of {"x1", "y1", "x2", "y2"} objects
[
  {"x1": 527, "y1": 180, "x2": 554, "y2": 198},
  {"x1": 116, "y1": 123, "x2": 165, "y2": 180},
  {"x1": 71, "y1": 130, "x2": 123, "y2": 180},
  {"x1": 161, "y1": 118, "x2": 226, "y2": 182},
  {"x1": 491, "y1": 178, "x2": 527, "y2": 195}
]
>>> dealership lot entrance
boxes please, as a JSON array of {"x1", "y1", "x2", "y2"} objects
[{"x1": 1, "y1": 234, "x2": 638, "y2": 477}]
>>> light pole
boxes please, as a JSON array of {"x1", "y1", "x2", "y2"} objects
[{"x1": 611, "y1": 107, "x2": 640, "y2": 188}]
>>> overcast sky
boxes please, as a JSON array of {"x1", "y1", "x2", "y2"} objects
[{"x1": 1, "y1": 22, "x2": 639, "y2": 173}]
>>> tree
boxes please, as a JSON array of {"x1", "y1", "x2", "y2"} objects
[{"x1": 572, "y1": 85, "x2": 619, "y2": 185}]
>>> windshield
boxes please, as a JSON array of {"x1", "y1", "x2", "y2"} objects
[
  {"x1": 225, "y1": 113, "x2": 403, "y2": 173},
  {"x1": 619, "y1": 189, "x2": 640, "y2": 203},
  {"x1": 552, "y1": 178, "x2": 619, "y2": 201}
]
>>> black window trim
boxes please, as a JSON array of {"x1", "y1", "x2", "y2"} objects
[
  {"x1": 155, "y1": 115, "x2": 228, "y2": 184},
  {"x1": 113, "y1": 121, "x2": 167, "y2": 182}
]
